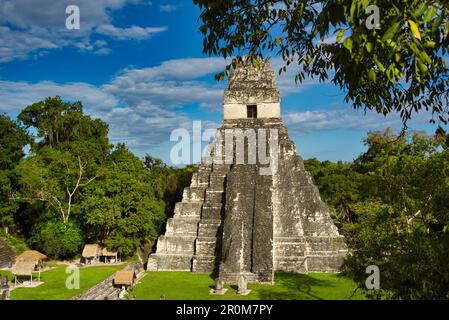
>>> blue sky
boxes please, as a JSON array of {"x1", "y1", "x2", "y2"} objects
[{"x1": 0, "y1": 0, "x2": 445, "y2": 165}]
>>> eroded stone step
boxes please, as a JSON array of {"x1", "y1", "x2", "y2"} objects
[
  {"x1": 208, "y1": 173, "x2": 226, "y2": 190},
  {"x1": 274, "y1": 257, "x2": 307, "y2": 273},
  {"x1": 197, "y1": 220, "x2": 222, "y2": 237},
  {"x1": 274, "y1": 242, "x2": 307, "y2": 257},
  {"x1": 273, "y1": 237, "x2": 307, "y2": 255},
  {"x1": 192, "y1": 256, "x2": 217, "y2": 273},
  {"x1": 191, "y1": 171, "x2": 211, "y2": 187},
  {"x1": 198, "y1": 164, "x2": 212, "y2": 174},
  {"x1": 183, "y1": 187, "x2": 206, "y2": 202},
  {"x1": 147, "y1": 254, "x2": 193, "y2": 271},
  {"x1": 211, "y1": 164, "x2": 231, "y2": 175},
  {"x1": 205, "y1": 190, "x2": 225, "y2": 203},
  {"x1": 156, "y1": 235, "x2": 196, "y2": 254},
  {"x1": 165, "y1": 217, "x2": 199, "y2": 235},
  {"x1": 173, "y1": 202, "x2": 203, "y2": 217},
  {"x1": 305, "y1": 255, "x2": 343, "y2": 272},
  {"x1": 305, "y1": 236, "x2": 346, "y2": 252},
  {"x1": 201, "y1": 205, "x2": 223, "y2": 220},
  {"x1": 195, "y1": 237, "x2": 219, "y2": 256}
]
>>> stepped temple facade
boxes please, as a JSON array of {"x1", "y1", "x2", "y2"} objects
[{"x1": 147, "y1": 58, "x2": 346, "y2": 284}]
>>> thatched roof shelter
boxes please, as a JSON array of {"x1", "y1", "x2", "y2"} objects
[
  {"x1": 16, "y1": 250, "x2": 47, "y2": 262},
  {"x1": 114, "y1": 270, "x2": 135, "y2": 286},
  {"x1": 12, "y1": 260, "x2": 37, "y2": 276},
  {"x1": 82, "y1": 244, "x2": 102, "y2": 258},
  {"x1": 102, "y1": 248, "x2": 117, "y2": 257}
]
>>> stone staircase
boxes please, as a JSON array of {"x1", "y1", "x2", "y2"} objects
[
  {"x1": 73, "y1": 274, "x2": 120, "y2": 300},
  {"x1": 147, "y1": 161, "x2": 229, "y2": 274},
  {"x1": 192, "y1": 163, "x2": 228, "y2": 273},
  {"x1": 0, "y1": 238, "x2": 16, "y2": 269}
]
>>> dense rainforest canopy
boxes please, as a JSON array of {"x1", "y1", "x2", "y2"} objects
[
  {"x1": 304, "y1": 128, "x2": 449, "y2": 299},
  {"x1": 0, "y1": 97, "x2": 194, "y2": 260}
]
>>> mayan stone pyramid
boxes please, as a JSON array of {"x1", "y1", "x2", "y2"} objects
[{"x1": 147, "y1": 58, "x2": 346, "y2": 284}]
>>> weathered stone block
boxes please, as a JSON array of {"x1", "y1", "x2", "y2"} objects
[
  {"x1": 274, "y1": 257, "x2": 307, "y2": 273},
  {"x1": 173, "y1": 202, "x2": 203, "y2": 217},
  {"x1": 211, "y1": 164, "x2": 230, "y2": 175},
  {"x1": 306, "y1": 255, "x2": 344, "y2": 273},
  {"x1": 208, "y1": 174, "x2": 226, "y2": 191},
  {"x1": 197, "y1": 220, "x2": 222, "y2": 237},
  {"x1": 195, "y1": 238, "x2": 217, "y2": 256},
  {"x1": 205, "y1": 190, "x2": 225, "y2": 204},
  {"x1": 190, "y1": 173, "x2": 209, "y2": 187},
  {"x1": 192, "y1": 256, "x2": 216, "y2": 273},
  {"x1": 273, "y1": 238, "x2": 307, "y2": 257},
  {"x1": 165, "y1": 218, "x2": 199, "y2": 236},
  {"x1": 201, "y1": 205, "x2": 223, "y2": 220},
  {"x1": 156, "y1": 235, "x2": 196, "y2": 254},
  {"x1": 305, "y1": 236, "x2": 346, "y2": 253},
  {"x1": 183, "y1": 187, "x2": 206, "y2": 202},
  {"x1": 147, "y1": 254, "x2": 192, "y2": 271}
]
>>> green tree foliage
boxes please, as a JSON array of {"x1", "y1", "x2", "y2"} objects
[
  {"x1": 30, "y1": 220, "x2": 83, "y2": 260},
  {"x1": 15, "y1": 148, "x2": 98, "y2": 224},
  {"x1": 0, "y1": 114, "x2": 30, "y2": 231},
  {"x1": 0, "y1": 114, "x2": 30, "y2": 170},
  {"x1": 305, "y1": 129, "x2": 449, "y2": 299},
  {"x1": 4, "y1": 97, "x2": 196, "y2": 259},
  {"x1": 194, "y1": 0, "x2": 449, "y2": 126},
  {"x1": 144, "y1": 155, "x2": 198, "y2": 217},
  {"x1": 304, "y1": 158, "x2": 362, "y2": 226},
  {"x1": 18, "y1": 96, "x2": 109, "y2": 158},
  {"x1": 14, "y1": 97, "x2": 108, "y2": 225},
  {"x1": 80, "y1": 145, "x2": 166, "y2": 257}
]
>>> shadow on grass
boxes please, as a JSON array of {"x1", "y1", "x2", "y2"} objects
[{"x1": 255, "y1": 273, "x2": 335, "y2": 300}]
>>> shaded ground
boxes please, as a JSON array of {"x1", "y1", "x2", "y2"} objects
[
  {"x1": 1, "y1": 263, "x2": 124, "y2": 300},
  {"x1": 132, "y1": 272, "x2": 366, "y2": 300}
]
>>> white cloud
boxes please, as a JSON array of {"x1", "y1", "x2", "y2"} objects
[
  {"x1": 0, "y1": 0, "x2": 166, "y2": 63},
  {"x1": 96, "y1": 24, "x2": 167, "y2": 40},
  {"x1": 0, "y1": 57, "x2": 230, "y2": 153},
  {"x1": 103, "y1": 57, "x2": 228, "y2": 109},
  {"x1": 0, "y1": 26, "x2": 60, "y2": 63},
  {"x1": 284, "y1": 107, "x2": 432, "y2": 136},
  {"x1": 96, "y1": 102, "x2": 192, "y2": 152},
  {"x1": 159, "y1": 4, "x2": 177, "y2": 12},
  {"x1": 0, "y1": 81, "x2": 118, "y2": 114},
  {"x1": 115, "y1": 57, "x2": 229, "y2": 81},
  {"x1": 93, "y1": 57, "x2": 229, "y2": 152}
]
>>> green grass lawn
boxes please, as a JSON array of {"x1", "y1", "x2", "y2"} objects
[
  {"x1": 1, "y1": 263, "x2": 124, "y2": 300},
  {"x1": 132, "y1": 272, "x2": 366, "y2": 300}
]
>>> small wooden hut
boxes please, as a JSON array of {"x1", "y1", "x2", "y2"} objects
[
  {"x1": 113, "y1": 270, "x2": 136, "y2": 288},
  {"x1": 11, "y1": 250, "x2": 47, "y2": 285},
  {"x1": 15, "y1": 250, "x2": 47, "y2": 263},
  {"x1": 102, "y1": 248, "x2": 118, "y2": 264},
  {"x1": 82, "y1": 244, "x2": 102, "y2": 264}
]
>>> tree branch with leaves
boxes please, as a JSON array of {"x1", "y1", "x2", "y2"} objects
[{"x1": 194, "y1": 0, "x2": 449, "y2": 128}]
